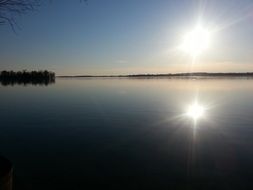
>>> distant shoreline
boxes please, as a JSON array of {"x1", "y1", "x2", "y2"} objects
[{"x1": 57, "y1": 72, "x2": 253, "y2": 78}]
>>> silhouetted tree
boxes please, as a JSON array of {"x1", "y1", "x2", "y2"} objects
[{"x1": 0, "y1": 70, "x2": 55, "y2": 86}]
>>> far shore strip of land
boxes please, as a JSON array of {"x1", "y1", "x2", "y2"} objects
[{"x1": 57, "y1": 72, "x2": 253, "y2": 78}]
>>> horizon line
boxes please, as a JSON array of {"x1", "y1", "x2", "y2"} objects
[{"x1": 57, "y1": 72, "x2": 253, "y2": 77}]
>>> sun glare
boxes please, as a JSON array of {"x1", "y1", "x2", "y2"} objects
[
  {"x1": 180, "y1": 25, "x2": 210, "y2": 57},
  {"x1": 187, "y1": 102, "x2": 205, "y2": 121}
]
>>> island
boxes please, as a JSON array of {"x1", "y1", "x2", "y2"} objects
[{"x1": 0, "y1": 70, "x2": 55, "y2": 86}]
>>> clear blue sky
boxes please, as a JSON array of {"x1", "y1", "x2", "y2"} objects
[{"x1": 1, "y1": 0, "x2": 253, "y2": 75}]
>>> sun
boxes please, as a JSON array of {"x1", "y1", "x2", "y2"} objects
[
  {"x1": 186, "y1": 102, "x2": 205, "y2": 121},
  {"x1": 180, "y1": 25, "x2": 210, "y2": 57}
]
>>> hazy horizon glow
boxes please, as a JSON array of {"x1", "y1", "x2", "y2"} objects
[{"x1": 1, "y1": 0, "x2": 253, "y2": 75}]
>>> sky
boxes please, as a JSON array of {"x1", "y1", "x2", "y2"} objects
[{"x1": 1, "y1": 0, "x2": 253, "y2": 75}]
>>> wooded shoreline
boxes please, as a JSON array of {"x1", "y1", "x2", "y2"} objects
[{"x1": 58, "y1": 72, "x2": 253, "y2": 78}]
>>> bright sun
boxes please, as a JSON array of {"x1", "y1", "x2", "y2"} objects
[
  {"x1": 180, "y1": 25, "x2": 210, "y2": 57},
  {"x1": 187, "y1": 102, "x2": 205, "y2": 120}
]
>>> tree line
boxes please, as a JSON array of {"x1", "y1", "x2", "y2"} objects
[{"x1": 0, "y1": 70, "x2": 55, "y2": 86}]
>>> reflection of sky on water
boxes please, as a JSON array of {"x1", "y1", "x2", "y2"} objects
[{"x1": 1, "y1": 78, "x2": 253, "y2": 189}]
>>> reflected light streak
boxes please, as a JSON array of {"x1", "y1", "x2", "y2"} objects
[{"x1": 186, "y1": 102, "x2": 205, "y2": 121}]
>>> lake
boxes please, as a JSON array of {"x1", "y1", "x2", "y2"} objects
[{"x1": 1, "y1": 78, "x2": 253, "y2": 189}]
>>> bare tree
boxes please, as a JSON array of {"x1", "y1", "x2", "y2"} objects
[
  {"x1": 0, "y1": 0, "x2": 87, "y2": 32},
  {"x1": 0, "y1": 0, "x2": 40, "y2": 31}
]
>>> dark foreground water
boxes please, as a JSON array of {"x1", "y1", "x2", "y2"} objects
[{"x1": 1, "y1": 78, "x2": 253, "y2": 190}]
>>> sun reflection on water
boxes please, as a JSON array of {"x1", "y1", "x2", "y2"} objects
[{"x1": 186, "y1": 102, "x2": 205, "y2": 121}]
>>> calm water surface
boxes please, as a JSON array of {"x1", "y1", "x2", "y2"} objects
[{"x1": 1, "y1": 78, "x2": 253, "y2": 189}]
